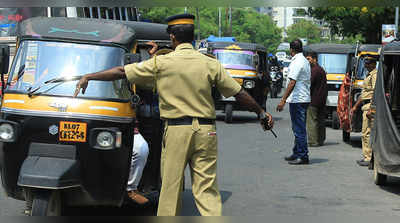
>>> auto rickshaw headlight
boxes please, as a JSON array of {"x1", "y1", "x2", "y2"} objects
[
  {"x1": 0, "y1": 120, "x2": 19, "y2": 142},
  {"x1": 97, "y1": 132, "x2": 114, "y2": 148},
  {"x1": 0, "y1": 124, "x2": 14, "y2": 141},
  {"x1": 244, "y1": 80, "x2": 255, "y2": 89},
  {"x1": 90, "y1": 128, "x2": 122, "y2": 150}
]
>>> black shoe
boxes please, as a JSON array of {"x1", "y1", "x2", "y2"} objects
[
  {"x1": 288, "y1": 158, "x2": 309, "y2": 165},
  {"x1": 356, "y1": 159, "x2": 370, "y2": 166},
  {"x1": 284, "y1": 155, "x2": 297, "y2": 161}
]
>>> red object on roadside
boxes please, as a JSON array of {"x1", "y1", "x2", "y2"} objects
[{"x1": 337, "y1": 73, "x2": 352, "y2": 131}]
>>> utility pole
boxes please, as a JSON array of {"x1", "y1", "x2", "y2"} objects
[
  {"x1": 218, "y1": 7, "x2": 221, "y2": 37},
  {"x1": 196, "y1": 8, "x2": 200, "y2": 40},
  {"x1": 396, "y1": 7, "x2": 399, "y2": 36},
  {"x1": 229, "y1": 6, "x2": 232, "y2": 36}
]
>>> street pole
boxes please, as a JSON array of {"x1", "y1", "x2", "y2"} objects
[
  {"x1": 229, "y1": 6, "x2": 232, "y2": 36},
  {"x1": 396, "y1": 7, "x2": 399, "y2": 35},
  {"x1": 196, "y1": 8, "x2": 200, "y2": 40},
  {"x1": 218, "y1": 7, "x2": 221, "y2": 37}
]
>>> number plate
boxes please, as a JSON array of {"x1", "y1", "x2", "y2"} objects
[{"x1": 59, "y1": 121, "x2": 87, "y2": 142}]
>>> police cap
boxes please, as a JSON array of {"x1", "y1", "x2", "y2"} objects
[{"x1": 165, "y1": 13, "x2": 195, "y2": 26}]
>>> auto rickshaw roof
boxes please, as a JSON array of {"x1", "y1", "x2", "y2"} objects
[
  {"x1": 303, "y1": 43, "x2": 356, "y2": 54},
  {"x1": 382, "y1": 41, "x2": 400, "y2": 54},
  {"x1": 358, "y1": 44, "x2": 381, "y2": 53},
  {"x1": 207, "y1": 41, "x2": 266, "y2": 52},
  {"x1": 120, "y1": 20, "x2": 170, "y2": 41},
  {"x1": 17, "y1": 17, "x2": 138, "y2": 49}
]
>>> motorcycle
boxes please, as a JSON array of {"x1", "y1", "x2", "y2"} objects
[{"x1": 269, "y1": 65, "x2": 283, "y2": 98}]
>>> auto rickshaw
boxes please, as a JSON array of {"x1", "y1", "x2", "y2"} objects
[
  {"x1": 337, "y1": 44, "x2": 381, "y2": 142},
  {"x1": 205, "y1": 41, "x2": 269, "y2": 123},
  {"x1": 370, "y1": 40, "x2": 400, "y2": 185},
  {"x1": 0, "y1": 16, "x2": 170, "y2": 216},
  {"x1": 304, "y1": 43, "x2": 356, "y2": 129}
]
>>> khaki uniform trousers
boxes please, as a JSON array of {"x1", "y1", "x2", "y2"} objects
[
  {"x1": 361, "y1": 110, "x2": 373, "y2": 161},
  {"x1": 306, "y1": 105, "x2": 326, "y2": 146},
  {"x1": 157, "y1": 118, "x2": 222, "y2": 216}
]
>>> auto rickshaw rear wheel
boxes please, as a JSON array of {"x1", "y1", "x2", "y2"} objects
[
  {"x1": 373, "y1": 160, "x2": 387, "y2": 186},
  {"x1": 224, "y1": 104, "x2": 233, "y2": 123},
  {"x1": 31, "y1": 190, "x2": 62, "y2": 216},
  {"x1": 342, "y1": 130, "x2": 350, "y2": 143},
  {"x1": 331, "y1": 111, "x2": 340, "y2": 129}
]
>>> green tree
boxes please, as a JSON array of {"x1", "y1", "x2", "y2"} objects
[
  {"x1": 285, "y1": 19, "x2": 321, "y2": 44},
  {"x1": 139, "y1": 7, "x2": 282, "y2": 53},
  {"x1": 309, "y1": 7, "x2": 395, "y2": 43}
]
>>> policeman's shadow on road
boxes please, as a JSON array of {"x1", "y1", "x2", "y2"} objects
[{"x1": 181, "y1": 190, "x2": 232, "y2": 216}]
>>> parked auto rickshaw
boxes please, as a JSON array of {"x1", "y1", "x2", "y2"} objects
[
  {"x1": 0, "y1": 16, "x2": 170, "y2": 215},
  {"x1": 370, "y1": 40, "x2": 400, "y2": 185},
  {"x1": 337, "y1": 44, "x2": 381, "y2": 142},
  {"x1": 304, "y1": 43, "x2": 356, "y2": 129},
  {"x1": 205, "y1": 41, "x2": 269, "y2": 123}
]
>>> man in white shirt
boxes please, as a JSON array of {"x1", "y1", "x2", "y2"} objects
[{"x1": 276, "y1": 39, "x2": 311, "y2": 165}]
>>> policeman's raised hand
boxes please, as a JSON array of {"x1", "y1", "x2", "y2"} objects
[
  {"x1": 276, "y1": 100, "x2": 285, "y2": 112},
  {"x1": 73, "y1": 76, "x2": 89, "y2": 98}
]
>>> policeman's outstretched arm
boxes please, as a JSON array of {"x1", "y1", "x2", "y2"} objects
[
  {"x1": 234, "y1": 89, "x2": 274, "y2": 130},
  {"x1": 74, "y1": 66, "x2": 126, "y2": 97},
  {"x1": 276, "y1": 78, "x2": 296, "y2": 112}
]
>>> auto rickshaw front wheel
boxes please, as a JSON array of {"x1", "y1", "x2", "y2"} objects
[
  {"x1": 224, "y1": 104, "x2": 233, "y2": 123},
  {"x1": 342, "y1": 130, "x2": 350, "y2": 143},
  {"x1": 331, "y1": 111, "x2": 340, "y2": 129},
  {"x1": 373, "y1": 160, "x2": 387, "y2": 186},
  {"x1": 30, "y1": 190, "x2": 62, "y2": 216}
]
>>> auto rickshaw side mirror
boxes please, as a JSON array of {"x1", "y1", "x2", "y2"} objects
[
  {"x1": 0, "y1": 44, "x2": 10, "y2": 75},
  {"x1": 124, "y1": 53, "x2": 141, "y2": 65}
]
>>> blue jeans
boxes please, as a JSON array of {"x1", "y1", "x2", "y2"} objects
[{"x1": 289, "y1": 103, "x2": 309, "y2": 159}]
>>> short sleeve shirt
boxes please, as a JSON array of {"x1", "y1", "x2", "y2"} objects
[
  {"x1": 124, "y1": 43, "x2": 241, "y2": 119},
  {"x1": 286, "y1": 53, "x2": 311, "y2": 103},
  {"x1": 360, "y1": 68, "x2": 377, "y2": 111}
]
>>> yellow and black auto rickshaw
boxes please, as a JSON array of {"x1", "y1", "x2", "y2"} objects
[
  {"x1": 0, "y1": 16, "x2": 170, "y2": 215},
  {"x1": 370, "y1": 41, "x2": 400, "y2": 185},
  {"x1": 337, "y1": 44, "x2": 381, "y2": 142},
  {"x1": 304, "y1": 43, "x2": 356, "y2": 129},
  {"x1": 205, "y1": 41, "x2": 269, "y2": 123}
]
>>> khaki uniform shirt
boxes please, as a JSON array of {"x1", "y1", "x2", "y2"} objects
[
  {"x1": 124, "y1": 43, "x2": 242, "y2": 119},
  {"x1": 360, "y1": 68, "x2": 377, "y2": 111}
]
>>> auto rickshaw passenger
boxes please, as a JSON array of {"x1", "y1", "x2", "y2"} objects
[{"x1": 351, "y1": 56, "x2": 377, "y2": 166}]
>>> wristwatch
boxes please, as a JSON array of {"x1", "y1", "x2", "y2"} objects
[{"x1": 258, "y1": 112, "x2": 266, "y2": 120}]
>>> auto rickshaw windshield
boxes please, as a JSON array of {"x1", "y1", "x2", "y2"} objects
[
  {"x1": 7, "y1": 40, "x2": 130, "y2": 100},
  {"x1": 318, "y1": 53, "x2": 348, "y2": 74},
  {"x1": 214, "y1": 49, "x2": 255, "y2": 70}
]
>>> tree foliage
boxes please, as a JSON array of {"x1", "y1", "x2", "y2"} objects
[
  {"x1": 139, "y1": 7, "x2": 282, "y2": 53},
  {"x1": 309, "y1": 7, "x2": 395, "y2": 43},
  {"x1": 285, "y1": 19, "x2": 321, "y2": 44}
]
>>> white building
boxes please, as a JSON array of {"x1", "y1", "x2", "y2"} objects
[{"x1": 257, "y1": 7, "x2": 331, "y2": 40}]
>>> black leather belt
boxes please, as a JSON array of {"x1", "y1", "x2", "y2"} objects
[
  {"x1": 165, "y1": 117, "x2": 215, "y2": 125},
  {"x1": 363, "y1": 99, "x2": 371, "y2": 105}
]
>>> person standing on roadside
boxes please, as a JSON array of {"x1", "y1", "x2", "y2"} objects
[
  {"x1": 276, "y1": 39, "x2": 311, "y2": 165},
  {"x1": 306, "y1": 51, "x2": 328, "y2": 147},
  {"x1": 351, "y1": 56, "x2": 377, "y2": 167}
]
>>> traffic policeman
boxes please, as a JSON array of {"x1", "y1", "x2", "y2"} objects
[
  {"x1": 351, "y1": 56, "x2": 377, "y2": 166},
  {"x1": 73, "y1": 13, "x2": 274, "y2": 216}
]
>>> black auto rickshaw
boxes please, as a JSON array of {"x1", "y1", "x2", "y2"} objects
[
  {"x1": 304, "y1": 43, "x2": 356, "y2": 129},
  {"x1": 0, "y1": 16, "x2": 170, "y2": 216},
  {"x1": 337, "y1": 43, "x2": 381, "y2": 142},
  {"x1": 370, "y1": 41, "x2": 400, "y2": 185},
  {"x1": 205, "y1": 41, "x2": 269, "y2": 123}
]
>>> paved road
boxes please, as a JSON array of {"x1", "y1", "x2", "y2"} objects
[{"x1": 1, "y1": 98, "x2": 400, "y2": 216}]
